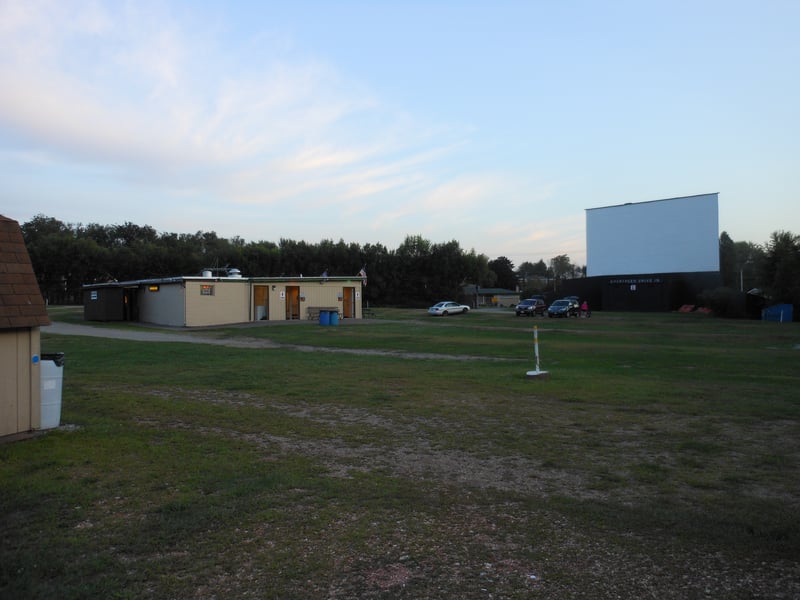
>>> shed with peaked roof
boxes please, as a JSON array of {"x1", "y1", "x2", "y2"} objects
[{"x1": 1, "y1": 215, "x2": 51, "y2": 438}]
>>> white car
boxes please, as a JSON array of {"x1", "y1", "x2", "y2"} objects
[{"x1": 428, "y1": 301, "x2": 470, "y2": 316}]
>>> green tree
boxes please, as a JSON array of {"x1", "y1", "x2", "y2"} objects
[
  {"x1": 549, "y1": 254, "x2": 573, "y2": 292},
  {"x1": 429, "y1": 240, "x2": 470, "y2": 300},
  {"x1": 720, "y1": 232, "x2": 765, "y2": 291},
  {"x1": 463, "y1": 250, "x2": 493, "y2": 288},
  {"x1": 531, "y1": 259, "x2": 548, "y2": 277},
  {"x1": 110, "y1": 222, "x2": 157, "y2": 247},
  {"x1": 488, "y1": 256, "x2": 516, "y2": 290},
  {"x1": 358, "y1": 242, "x2": 390, "y2": 305},
  {"x1": 516, "y1": 261, "x2": 538, "y2": 283},
  {"x1": 734, "y1": 240, "x2": 764, "y2": 292},
  {"x1": 516, "y1": 260, "x2": 550, "y2": 295},
  {"x1": 719, "y1": 231, "x2": 737, "y2": 288},
  {"x1": 762, "y1": 231, "x2": 800, "y2": 311},
  {"x1": 240, "y1": 241, "x2": 281, "y2": 278},
  {"x1": 21, "y1": 215, "x2": 75, "y2": 303},
  {"x1": 395, "y1": 235, "x2": 434, "y2": 305}
]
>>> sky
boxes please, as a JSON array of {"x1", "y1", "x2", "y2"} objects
[{"x1": 1, "y1": 0, "x2": 798, "y2": 268}]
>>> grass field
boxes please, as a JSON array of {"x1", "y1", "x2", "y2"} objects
[{"x1": 2, "y1": 307, "x2": 799, "y2": 598}]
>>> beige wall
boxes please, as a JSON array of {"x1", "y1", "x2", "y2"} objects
[
  {"x1": 264, "y1": 280, "x2": 362, "y2": 320},
  {"x1": 0, "y1": 328, "x2": 41, "y2": 436},
  {"x1": 265, "y1": 285, "x2": 284, "y2": 321},
  {"x1": 493, "y1": 294, "x2": 519, "y2": 307},
  {"x1": 185, "y1": 280, "x2": 250, "y2": 326}
]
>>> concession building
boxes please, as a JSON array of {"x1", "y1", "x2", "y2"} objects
[{"x1": 83, "y1": 270, "x2": 366, "y2": 327}]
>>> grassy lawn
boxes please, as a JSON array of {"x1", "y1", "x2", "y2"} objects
[{"x1": 2, "y1": 308, "x2": 799, "y2": 598}]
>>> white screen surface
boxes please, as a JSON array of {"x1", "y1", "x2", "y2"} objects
[{"x1": 586, "y1": 194, "x2": 719, "y2": 277}]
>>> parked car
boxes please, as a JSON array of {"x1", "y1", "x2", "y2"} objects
[
  {"x1": 547, "y1": 298, "x2": 579, "y2": 318},
  {"x1": 428, "y1": 301, "x2": 470, "y2": 316},
  {"x1": 515, "y1": 298, "x2": 546, "y2": 317},
  {"x1": 564, "y1": 296, "x2": 580, "y2": 313}
]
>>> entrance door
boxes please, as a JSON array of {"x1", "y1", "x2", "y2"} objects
[
  {"x1": 285, "y1": 286, "x2": 300, "y2": 320},
  {"x1": 343, "y1": 287, "x2": 355, "y2": 318},
  {"x1": 254, "y1": 285, "x2": 269, "y2": 320},
  {"x1": 123, "y1": 288, "x2": 139, "y2": 321}
]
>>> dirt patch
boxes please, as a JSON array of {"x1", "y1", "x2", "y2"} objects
[{"x1": 91, "y1": 384, "x2": 800, "y2": 597}]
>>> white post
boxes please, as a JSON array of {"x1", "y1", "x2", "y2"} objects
[{"x1": 526, "y1": 325, "x2": 548, "y2": 378}]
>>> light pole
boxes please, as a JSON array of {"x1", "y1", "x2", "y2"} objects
[{"x1": 739, "y1": 258, "x2": 752, "y2": 292}]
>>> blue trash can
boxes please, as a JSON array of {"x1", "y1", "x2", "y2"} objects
[
  {"x1": 319, "y1": 310, "x2": 330, "y2": 326},
  {"x1": 330, "y1": 311, "x2": 339, "y2": 326}
]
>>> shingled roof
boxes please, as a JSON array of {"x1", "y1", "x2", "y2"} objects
[{"x1": 0, "y1": 215, "x2": 50, "y2": 329}]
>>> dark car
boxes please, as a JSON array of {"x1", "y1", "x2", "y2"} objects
[
  {"x1": 547, "y1": 298, "x2": 579, "y2": 318},
  {"x1": 564, "y1": 296, "x2": 580, "y2": 313},
  {"x1": 515, "y1": 298, "x2": 546, "y2": 317}
]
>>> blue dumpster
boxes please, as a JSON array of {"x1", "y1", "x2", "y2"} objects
[{"x1": 762, "y1": 304, "x2": 793, "y2": 322}]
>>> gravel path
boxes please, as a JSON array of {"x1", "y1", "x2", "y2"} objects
[
  {"x1": 45, "y1": 321, "x2": 521, "y2": 362},
  {"x1": 46, "y1": 321, "x2": 281, "y2": 348}
]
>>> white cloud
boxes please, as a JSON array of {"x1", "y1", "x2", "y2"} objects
[
  {"x1": 0, "y1": 1, "x2": 600, "y2": 264},
  {"x1": 0, "y1": 0, "x2": 463, "y2": 210}
]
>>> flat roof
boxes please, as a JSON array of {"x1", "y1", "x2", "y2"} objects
[{"x1": 82, "y1": 275, "x2": 363, "y2": 289}]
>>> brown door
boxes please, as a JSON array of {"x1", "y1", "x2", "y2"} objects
[
  {"x1": 285, "y1": 286, "x2": 300, "y2": 320},
  {"x1": 343, "y1": 287, "x2": 355, "y2": 318},
  {"x1": 122, "y1": 288, "x2": 139, "y2": 321},
  {"x1": 254, "y1": 285, "x2": 268, "y2": 320}
]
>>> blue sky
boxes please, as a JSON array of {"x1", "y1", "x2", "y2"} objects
[{"x1": 1, "y1": 0, "x2": 798, "y2": 267}]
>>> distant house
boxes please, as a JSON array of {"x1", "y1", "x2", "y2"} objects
[
  {"x1": 83, "y1": 271, "x2": 366, "y2": 327},
  {"x1": 462, "y1": 286, "x2": 520, "y2": 307},
  {"x1": 0, "y1": 215, "x2": 51, "y2": 439}
]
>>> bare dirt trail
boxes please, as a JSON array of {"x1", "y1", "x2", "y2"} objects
[
  {"x1": 45, "y1": 321, "x2": 281, "y2": 348},
  {"x1": 44, "y1": 321, "x2": 521, "y2": 361}
]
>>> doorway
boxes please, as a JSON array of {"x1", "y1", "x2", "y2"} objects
[
  {"x1": 285, "y1": 286, "x2": 300, "y2": 320},
  {"x1": 342, "y1": 287, "x2": 355, "y2": 318},
  {"x1": 123, "y1": 287, "x2": 139, "y2": 321},
  {"x1": 254, "y1": 285, "x2": 269, "y2": 320}
]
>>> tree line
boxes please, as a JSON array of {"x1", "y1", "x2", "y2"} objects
[
  {"x1": 20, "y1": 215, "x2": 580, "y2": 307},
  {"x1": 710, "y1": 230, "x2": 800, "y2": 316},
  {"x1": 21, "y1": 215, "x2": 797, "y2": 315}
]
